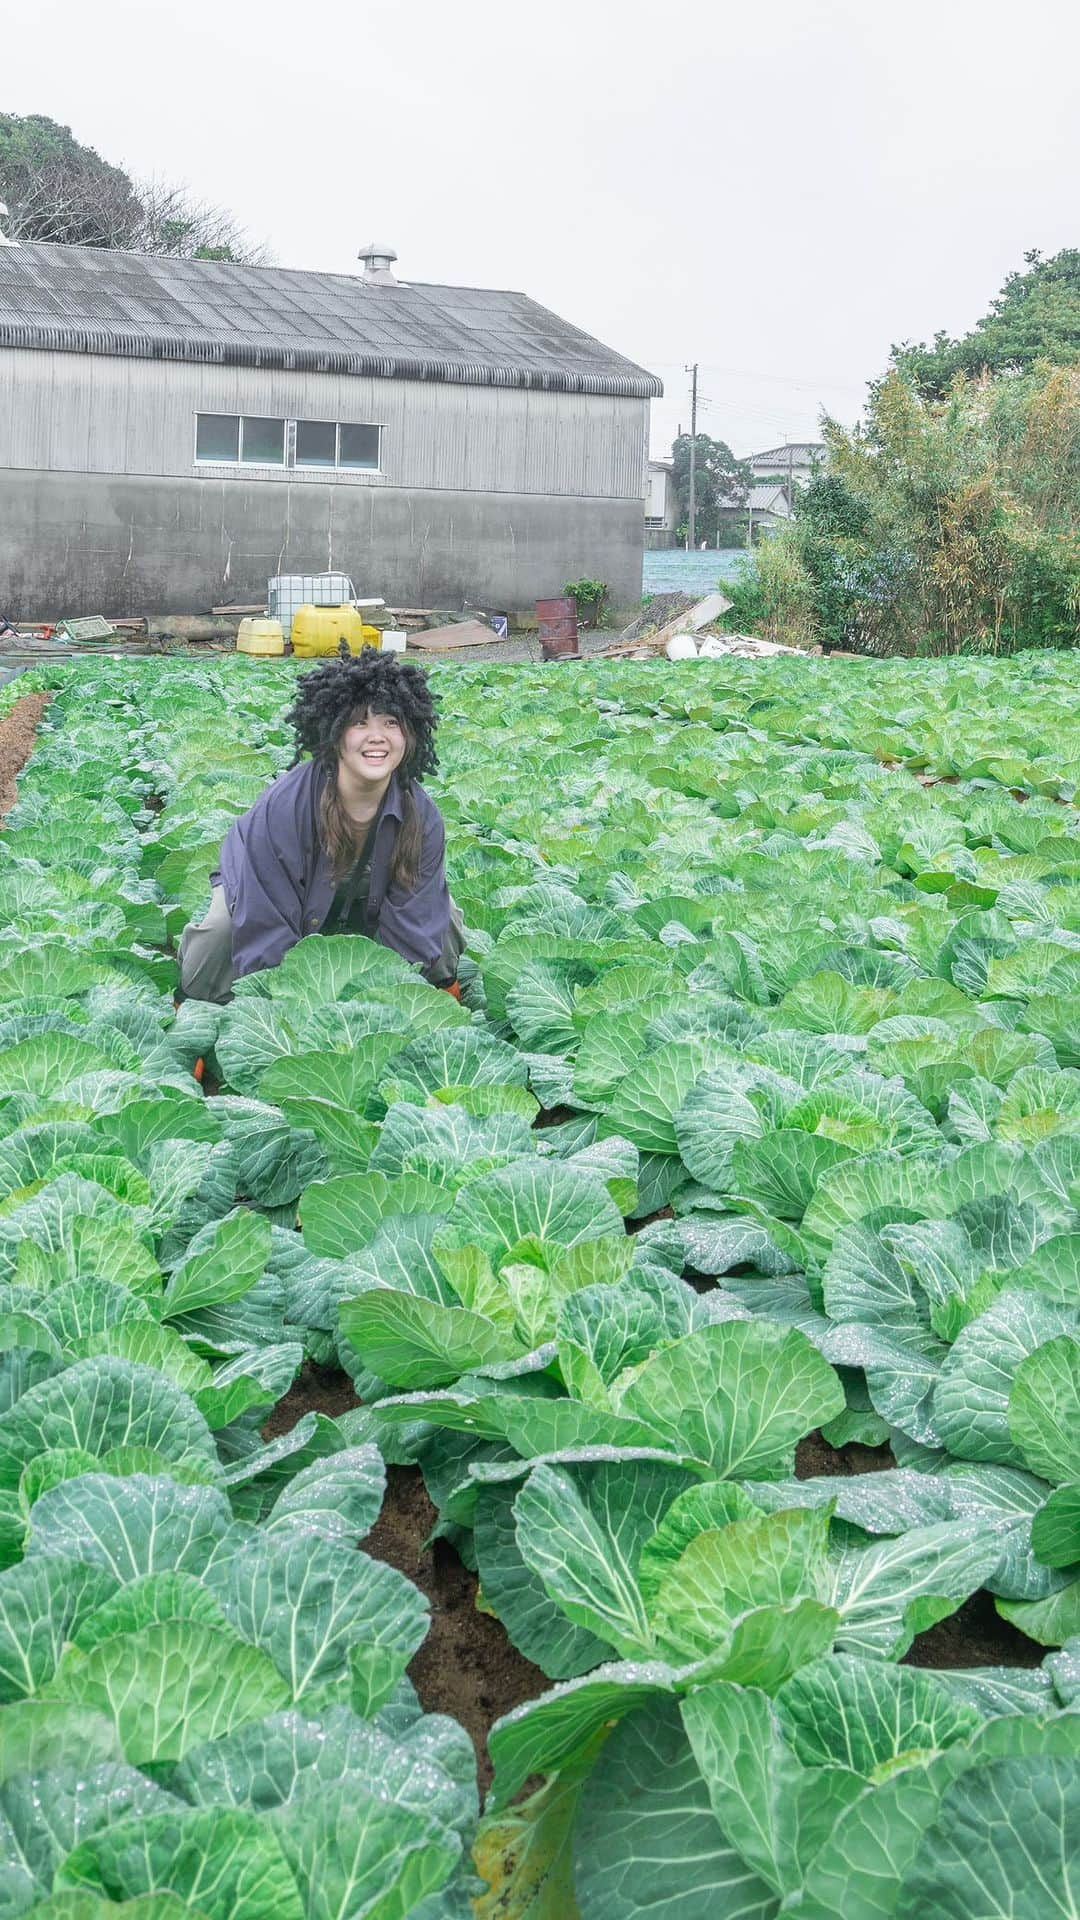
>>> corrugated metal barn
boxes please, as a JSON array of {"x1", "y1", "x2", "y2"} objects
[{"x1": 0, "y1": 239, "x2": 662, "y2": 618}]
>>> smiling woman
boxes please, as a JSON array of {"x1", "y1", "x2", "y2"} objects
[{"x1": 177, "y1": 651, "x2": 465, "y2": 1002}]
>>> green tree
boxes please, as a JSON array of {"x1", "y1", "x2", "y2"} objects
[
  {"x1": 0, "y1": 112, "x2": 264, "y2": 262},
  {"x1": 751, "y1": 366, "x2": 1080, "y2": 655},
  {"x1": 0, "y1": 113, "x2": 141, "y2": 248},
  {"x1": 670, "y1": 434, "x2": 751, "y2": 545},
  {"x1": 893, "y1": 249, "x2": 1080, "y2": 399}
]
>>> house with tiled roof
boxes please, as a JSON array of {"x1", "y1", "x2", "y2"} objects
[{"x1": 748, "y1": 442, "x2": 827, "y2": 489}]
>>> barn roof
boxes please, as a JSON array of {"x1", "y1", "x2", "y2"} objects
[{"x1": 0, "y1": 242, "x2": 662, "y2": 399}]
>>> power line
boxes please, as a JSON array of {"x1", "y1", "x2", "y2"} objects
[
  {"x1": 644, "y1": 358, "x2": 866, "y2": 395},
  {"x1": 657, "y1": 385, "x2": 855, "y2": 428}
]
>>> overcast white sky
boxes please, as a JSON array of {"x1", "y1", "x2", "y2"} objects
[{"x1": 6, "y1": 0, "x2": 1079, "y2": 458}]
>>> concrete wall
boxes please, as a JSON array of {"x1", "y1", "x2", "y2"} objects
[{"x1": 0, "y1": 468, "x2": 645, "y2": 617}]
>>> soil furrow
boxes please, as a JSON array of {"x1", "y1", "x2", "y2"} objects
[
  {"x1": 0, "y1": 692, "x2": 50, "y2": 824},
  {"x1": 265, "y1": 1363, "x2": 548, "y2": 1791}
]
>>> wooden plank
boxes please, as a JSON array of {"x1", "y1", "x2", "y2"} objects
[{"x1": 407, "y1": 620, "x2": 501, "y2": 652}]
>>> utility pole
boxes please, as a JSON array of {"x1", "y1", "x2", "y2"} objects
[{"x1": 685, "y1": 363, "x2": 698, "y2": 550}]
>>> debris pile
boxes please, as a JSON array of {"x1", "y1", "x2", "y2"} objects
[
  {"x1": 602, "y1": 587, "x2": 801, "y2": 662},
  {"x1": 666, "y1": 631, "x2": 801, "y2": 660},
  {"x1": 615, "y1": 592, "x2": 699, "y2": 644}
]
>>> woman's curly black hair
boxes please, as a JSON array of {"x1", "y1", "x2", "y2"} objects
[{"x1": 286, "y1": 647, "x2": 439, "y2": 782}]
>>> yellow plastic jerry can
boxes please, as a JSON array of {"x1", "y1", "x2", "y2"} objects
[
  {"x1": 237, "y1": 617, "x2": 285, "y2": 656},
  {"x1": 290, "y1": 605, "x2": 383, "y2": 658}
]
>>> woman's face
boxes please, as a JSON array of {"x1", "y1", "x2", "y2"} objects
[{"x1": 338, "y1": 707, "x2": 408, "y2": 788}]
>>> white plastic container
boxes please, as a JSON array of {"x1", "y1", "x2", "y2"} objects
[
  {"x1": 665, "y1": 634, "x2": 699, "y2": 661},
  {"x1": 381, "y1": 629, "x2": 407, "y2": 653},
  {"x1": 237, "y1": 617, "x2": 285, "y2": 656}
]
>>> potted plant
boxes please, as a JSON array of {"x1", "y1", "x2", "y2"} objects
[{"x1": 564, "y1": 578, "x2": 610, "y2": 629}]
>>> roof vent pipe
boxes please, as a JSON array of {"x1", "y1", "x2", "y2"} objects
[
  {"x1": 0, "y1": 205, "x2": 18, "y2": 247},
  {"x1": 358, "y1": 242, "x2": 398, "y2": 286}
]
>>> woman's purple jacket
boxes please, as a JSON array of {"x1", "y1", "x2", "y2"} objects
[{"x1": 214, "y1": 759, "x2": 451, "y2": 980}]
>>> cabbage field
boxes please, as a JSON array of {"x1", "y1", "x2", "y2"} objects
[{"x1": 0, "y1": 648, "x2": 1078, "y2": 1917}]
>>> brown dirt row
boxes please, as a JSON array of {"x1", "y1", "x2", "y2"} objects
[
  {"x1": 264, "y1": 1364, "x2": 547, "y2": 1791},
  {"x1": 365, "y1": 1465, "x2": 549, "y2": 1792},
  {"x1": 0, "y1": 692, "x2": 50, "y2": 824},
  {"x1": 905, "y1": 1588, "x2": 1044, "y2": 1671},
  {"x1": 262, "y1": 1360, "x2": 362, "y2": 1435}
]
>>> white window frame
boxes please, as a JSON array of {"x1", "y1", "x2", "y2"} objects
[{"x1": 194, "y1": 413, "x2": 382, "y2": 474}]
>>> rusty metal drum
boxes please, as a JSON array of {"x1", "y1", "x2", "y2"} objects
[{"x1": 536, "y1": 597, "x2": 580, "y2": 660}]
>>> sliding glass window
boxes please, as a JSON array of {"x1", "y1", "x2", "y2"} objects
[
  {"x1": 196, "y1": 414, "x2": 381, "y2": 472},
  {"x1": 239, "y1": 417, "x2": 286, "y2": 465}
]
